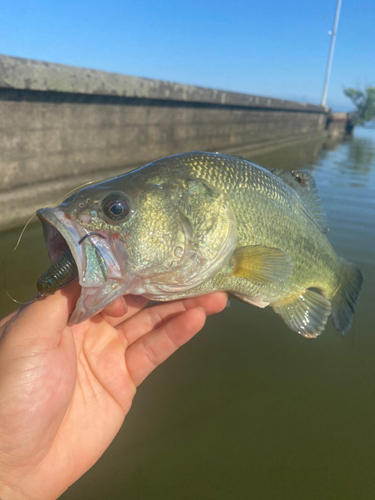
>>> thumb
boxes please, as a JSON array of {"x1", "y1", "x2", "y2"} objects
[{"x1": 0, "y1": 280, "x2": 81, "y2": 344}]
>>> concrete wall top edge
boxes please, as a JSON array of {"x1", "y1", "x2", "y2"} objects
[{"x1": 0, "y1": 54, "x2": 327, "y2": 113}]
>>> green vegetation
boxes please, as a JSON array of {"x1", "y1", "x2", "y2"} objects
[{"x1": 344, "y1": 86, "x2": 375, "y2": 126}]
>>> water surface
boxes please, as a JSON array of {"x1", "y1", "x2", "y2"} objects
[{"x1": 1, "y1": 128, "x2": 375, "y2": 500}]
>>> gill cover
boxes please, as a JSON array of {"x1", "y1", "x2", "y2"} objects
[{"x1": 142, "y1": 177, "x2": 237, "y2": 297}]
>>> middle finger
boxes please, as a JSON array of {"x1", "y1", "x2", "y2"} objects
[
  {"x1": 116, "y1": 292, "x2": 227, "y2": 347},
  {"x1": 101, "y1": 294, "x2": 149, "y2": 326}
]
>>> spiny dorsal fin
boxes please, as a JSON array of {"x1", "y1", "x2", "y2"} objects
[
  {"x1": 268, "y1": 167, "x2": 284, "y2": 177},
  {"x1": 230, "y1": 245, "x2": 292, "y2": 284},
  {"x1": 229, "y1": 153, "x2": 247, "y2": 160},
  {"x1": 218, "y1": 153, "x2": 248, "y2": 161},
  {"x1": 271, "y1": 169, "x2": 329, "y2": 233}
]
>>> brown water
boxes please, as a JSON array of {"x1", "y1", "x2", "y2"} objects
[{"x1": 1, "y1": 128, "x2": 375, "y2": 500}]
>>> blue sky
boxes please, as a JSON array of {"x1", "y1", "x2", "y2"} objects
[{"x1": 1, "y1": 0, "x2": 374, "y2": 111}]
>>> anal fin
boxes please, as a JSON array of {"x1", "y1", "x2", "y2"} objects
[{"x1": 273, "y1": 289, "x2": 331, "y2": 338}]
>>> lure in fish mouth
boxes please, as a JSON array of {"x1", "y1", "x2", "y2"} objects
[
  {"x1": 36, "y1": 231, "x2": 110, "y2": 297},
  {"x1": 36, "y1": 151, "x2": 362, "y2": 337},
  {"x1": 37, "y1": 207, "x2": 130, "y2": 323}
]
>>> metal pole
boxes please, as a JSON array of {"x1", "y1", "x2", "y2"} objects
[{"x1": 321, "y1": 0, "x2": 342, "y2": 106}]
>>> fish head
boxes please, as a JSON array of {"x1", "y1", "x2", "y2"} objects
[{"x1": 37, "y1": 170, "x2": 236, "y2": 324}]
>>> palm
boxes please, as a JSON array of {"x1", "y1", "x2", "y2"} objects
[{"x1": 0, "y1": 284, "x2": 227, "y2": 500}]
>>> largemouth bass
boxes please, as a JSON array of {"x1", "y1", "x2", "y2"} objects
[{"x1": 37, "y1": 152, "x2": 362, "y2": 337}]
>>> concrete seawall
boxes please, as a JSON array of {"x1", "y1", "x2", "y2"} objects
[{"x1": 0, "y1": 55, "x2": 328, "y2": 231}]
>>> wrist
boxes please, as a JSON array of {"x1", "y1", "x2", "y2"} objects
[
  {"x1": 0, "y1": 479, "x2": 30, "y2": 500},
  {"x1": 0, "y1": 469, "x2": 61, "y2": 500}
]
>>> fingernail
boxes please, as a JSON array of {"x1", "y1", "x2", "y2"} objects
[
  {"x1": 120, "y1": 296, "x2": 128, "y2": 314},
  {"x1": 226, "y1": 298, "x2": 231, "y2": 308}
]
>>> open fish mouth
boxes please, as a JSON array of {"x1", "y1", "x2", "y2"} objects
[
  {"x1": 37, "y1": 208, "x2": 85, "y2": 285},
  {"x1": 36, "y1": 207, "x2": 127, "y2": 324}
]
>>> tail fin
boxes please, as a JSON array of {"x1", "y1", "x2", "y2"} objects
[{"x1": 331, "y1": 258, "x2": 363, "y2": 334}]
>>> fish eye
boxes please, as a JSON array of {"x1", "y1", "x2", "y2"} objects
[{"x1": 102, "y1": 193, "x2": 130, "y2": 222}]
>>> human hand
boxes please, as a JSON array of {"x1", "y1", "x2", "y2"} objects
[{"x1": 0, "y1": 283, "x2": 227, "y2": 500}]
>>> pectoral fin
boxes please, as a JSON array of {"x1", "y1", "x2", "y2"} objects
[
  {"x1": 273, "y1": 289, "x2": 331, "y2": 338},
  {"x1": 230, "y1": 245, "x2": 292, "y2": 284}
]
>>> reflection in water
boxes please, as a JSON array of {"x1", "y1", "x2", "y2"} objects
[
  {"x1": 1, "y1": 128, "x2": 375, "y2": 500},
  {"x1": 312, "y1": 130, "x2": 375, "y2": 267},
  {"x1": 244, "y1": 134, "x2": 328, "y2": 172},
  {"x1": 347, "y1": 136, "x2": 375, "y2": 170},
  {"x1": 335, "y1": 135, "x2": 375, "y2": 189}
]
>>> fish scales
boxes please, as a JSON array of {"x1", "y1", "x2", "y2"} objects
[
  {"x1": 143, "y1": 153, "x2": 340, "y2": 301},
  {"x1": 37, "y1": 151, "x2": 362, "y2": 337}
]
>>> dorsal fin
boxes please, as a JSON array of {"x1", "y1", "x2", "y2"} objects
[
  {"x1": 231, "y1": 154, "x2": 247, "y2": 160},
  {"x1": 270, "y1": 169, "x2": 329, "y2": 233},
  {"x1": 221, "y1": 153, "x2": 247, "y2": 161},
  {"x1": 268, "y1": 167, "x2": 283, "y2": 177}
]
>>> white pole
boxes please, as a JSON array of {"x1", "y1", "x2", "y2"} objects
[{"x1": 321, "y1": 0, "x2": 342, "y2": 106}]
